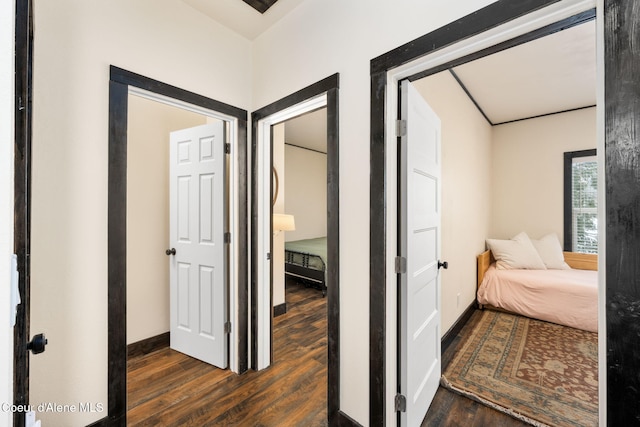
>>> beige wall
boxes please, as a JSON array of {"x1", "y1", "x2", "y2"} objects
[
  {"x1": 1, "y1": 0, "x2": 14, "y2": 423},
  {"x1": 491, "y1": 107, "x2": 597, "y2": 243},
  {"x1": 126, "y1": 95, "x2": 207, "y2": 345},
  {"x1": 413, "y1": 72, "x2": 493, "y2": 337},
  {"x1": 284, "y1": 145, "x2": 327, "y2": 242},
  {"x1": 29, "y1": 0, "x2": 251, "y2": 425}
]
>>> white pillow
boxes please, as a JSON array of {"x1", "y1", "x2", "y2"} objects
[
  {"x1": 531, "y1": 233, "x2": 571, "y2": 270},
  {"x1": 486, "y1": 232, "x2": 547, "y2": 270}
]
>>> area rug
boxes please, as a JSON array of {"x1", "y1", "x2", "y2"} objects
[{"x1": 441, "y1": 310, "x2": 598, "y2": 427}]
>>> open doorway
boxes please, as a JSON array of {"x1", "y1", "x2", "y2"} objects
[
  {"x1": 106, "y1": 66, "x2": 248, "y2": 424},
  {"x1": 125, "y1": 93, "x2": 233, "y2": 417},
  {"x1": 251, "y1": 74, "x2": 343, "y2": 423},
  {"x1": 369, "y1": 1, "x2": 603, "y2": 425}
]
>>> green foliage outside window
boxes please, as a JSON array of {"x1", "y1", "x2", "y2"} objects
[{"x1": 572, "y1": 160, "x2": 598, "y2": 254}]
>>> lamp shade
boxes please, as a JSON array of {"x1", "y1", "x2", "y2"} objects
[{"x1": 273, "y1": 213, "x2": 296, "y2": 231}]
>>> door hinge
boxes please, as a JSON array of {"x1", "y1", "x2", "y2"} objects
[
  {"x1": 224, "y1": 142, "x2": 231, "y2": 154},
  {"x1": 266, "y1": 252, "x2": 271, "y2": 260},
  {"x1": 395, "y1": 256, "x2": 407, "y2": 274},
  {"x1": 395, "y1": 394, "x2": 407, "y2": 412},
  {"x1": 396, "y1": 119, "x2": 407, "y2": 137},
  {"x1": 224, "y1": 321, "x2": 231, "y2": 334},
  {"x1": 18, "y1": 96, "x2": 25, "y2": 111},
  {"x1": 224, "y1": 232, "x2": 231, "y2": 244}
]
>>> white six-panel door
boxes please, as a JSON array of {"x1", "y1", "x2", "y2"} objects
[
  {"x1": 399, "y1": 80, "x2": 442, "y2": 426},
  {"x1": 169, "y1": 122, "x2": 227, "y2": 368}
]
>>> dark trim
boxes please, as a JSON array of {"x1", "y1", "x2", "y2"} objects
[
  {"x1": 604, "y1": 2, "x2": 640, "y2": 423},
  {"x1": 107, "y1": 66, "x2": 248, "y2": 426},
  {"x1": 127, "y1": 332, "x2": 170, "y2": 358},
  {"x1": 448, "y1": 69, "x2": 493, "y2": 125},
  {"x1": 441, "y1": 302, "x2": 476, "y2": 354},
  {"x1": 495, "y1": 104, "x2": 596, "y2": 126},
  {"x1": 370, "y1": 0, "x2": 572, "y2": 424},
  {"x1": 563, "y1": 149, "x2": 597, "y2": 251},
  {"x1": 369, "y1": 69, "x2": 387, "y2": 427},
  {"x1": 107, "y1": 78, "x2": 128, "y2": 427},
  {"x1": 285, "y1": 142, "x2": 327, "y2": 155},
  {"x1": 13, "y1": 1, "x2": 33, "y2": 426},
  {"x1": 334, "y1": 410, "x2": 363, "y2": 427},
  {"x1": 273, "y1": 303, "x2": 287, "y2": 317},
  {"x1": 250, "y1": 73, "x2": 342, "y2": 424},
  {"x1": 242, "y1": 0, "x2": 278, "y2": 14}
]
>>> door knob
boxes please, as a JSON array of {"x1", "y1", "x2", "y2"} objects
[
  {"x1": 27, "y1": 333, "x2": 48, "y2": 355},
  {"x1": 166, "y1": 248, "x2": 176, "y2": 256},
  {"x1": 438, "y1": 260, "x2": 448, "y2": 270}
]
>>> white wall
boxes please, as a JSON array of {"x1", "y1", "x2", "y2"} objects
[
  {"x1": 284, "y1": 145, "x2": 327, "y2": 241},
  {"x1": 1, "y1": 0, "x2": 14, "y2": 424},
  {"x1": 252, "y1": 0, "x2": 494, "y2": 423},
  {"x1": 127, "y1": 95, "x2": 207, "y2": 345},
  {"x1": 29, "y1": 1, "x2": 251, "y2": 425},
  {"x1": 413, "y1": 71, "x2": 493, "y2": 336},
  {"x1": 491, "y1": 107, "x2": 597, "y2": 242}
]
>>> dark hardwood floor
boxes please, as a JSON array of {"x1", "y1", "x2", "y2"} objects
[
  {"x1": 128, "y1": 283, "x2": 528, "y2": 426},
  {"x1": 127, "y1": 278, "x2": 327, "y2": 426},
  {"x1": 421, "y1": 309, "x2": 530, "y2": 427}
]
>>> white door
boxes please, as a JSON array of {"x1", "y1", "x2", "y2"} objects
[
  {"x1": 169, "y1": 122, "x2": 228, "y2": 368},
  {"x1": 399, "y1": 80, "x2": 442, "y2": 426}
]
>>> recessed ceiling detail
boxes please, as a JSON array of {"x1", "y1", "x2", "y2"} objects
[{"x1": 243, "y1": 0, "x2": 279, "y2": 14}]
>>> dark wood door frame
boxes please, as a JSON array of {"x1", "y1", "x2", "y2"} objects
[
  {"x1": 99, "y1": 66, "x2": 248, "y2": 426},
  {"x1": 250, "y1": 74, "x2": 356, "y2": 426},
  {"x1": 14, "y1": 1, "x2": 34, "y2": 427},
  {"x1": 370, "y1": 0, "x2": 640, "y2": 424}
]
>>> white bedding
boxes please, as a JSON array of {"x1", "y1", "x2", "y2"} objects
[{"x1": 477, "y1": 264, "x2": 598, "y2": 332}]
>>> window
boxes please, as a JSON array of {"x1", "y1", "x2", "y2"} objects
[{"x1": 564, "y1": 149, "x2": 597, "y2": 253}]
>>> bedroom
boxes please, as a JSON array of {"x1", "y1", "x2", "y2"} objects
[
  {"x1": 410, "y1": 16, "x2": 598, "y2": 425},
  {"x1": 407, "y1": 15, "x2": 596, "y2": 336}
]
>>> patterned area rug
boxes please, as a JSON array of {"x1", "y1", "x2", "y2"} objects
[{"x1": 441, "y1": 310, "x2": 598, "y2": 427}]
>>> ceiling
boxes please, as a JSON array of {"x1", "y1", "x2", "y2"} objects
[
  {"x1": 446, "y1": 20, "x2": 596, "y2": 125},
  {"x1": 284, "y1": 108, "x2": 327, "y2": 154},
  {"x1": 182, "y1": 0, "x2": 303, "y2": 40}
]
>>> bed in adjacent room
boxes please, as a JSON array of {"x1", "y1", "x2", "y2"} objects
[
  {"x1": 477, "y1": 232, "x2": 598, "y2": 332},
  {"x1": 285, "y1": 236, "x2": 327, "y2": 296}
]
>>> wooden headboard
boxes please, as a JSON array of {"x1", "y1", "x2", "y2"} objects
[{"x1": 477, "y1": 250, "x2": 598, "y2": 288}]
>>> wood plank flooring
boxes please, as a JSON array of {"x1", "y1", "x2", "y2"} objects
[
  {"x1": 129, "y1": 283, "x2": 532, "y2": 426},
  {"x1": 127, "y1": 279, "x2": 327, "y2": 426}
]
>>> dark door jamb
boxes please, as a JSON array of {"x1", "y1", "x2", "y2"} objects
[
  {"x1": 101, "y1": 66, "x2": 249, "y2": 426},
  {"x1": 14, "y1": 1, "x2": 34, "y2": 426}
]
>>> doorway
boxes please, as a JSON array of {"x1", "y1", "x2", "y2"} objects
[
  {"x1": 369, "y1": 0, "x2": 602, "y2": 425},
  {"x1": 250, "y1": 74, "x2": 342, "y2": 422},
  {"x1": 126, "y1": 92, "x2": 229, "y2": 363},
  {"x1": 105, "y1": 66, "x2": 248, "y2": 424}
]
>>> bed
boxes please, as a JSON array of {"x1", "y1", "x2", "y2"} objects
[
  {"x1": 285, "y1": 237, "x2": 327, "y2": 296},
  {"x1": 477, "y1": 249, "x2": 598, "y2": 332}
]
